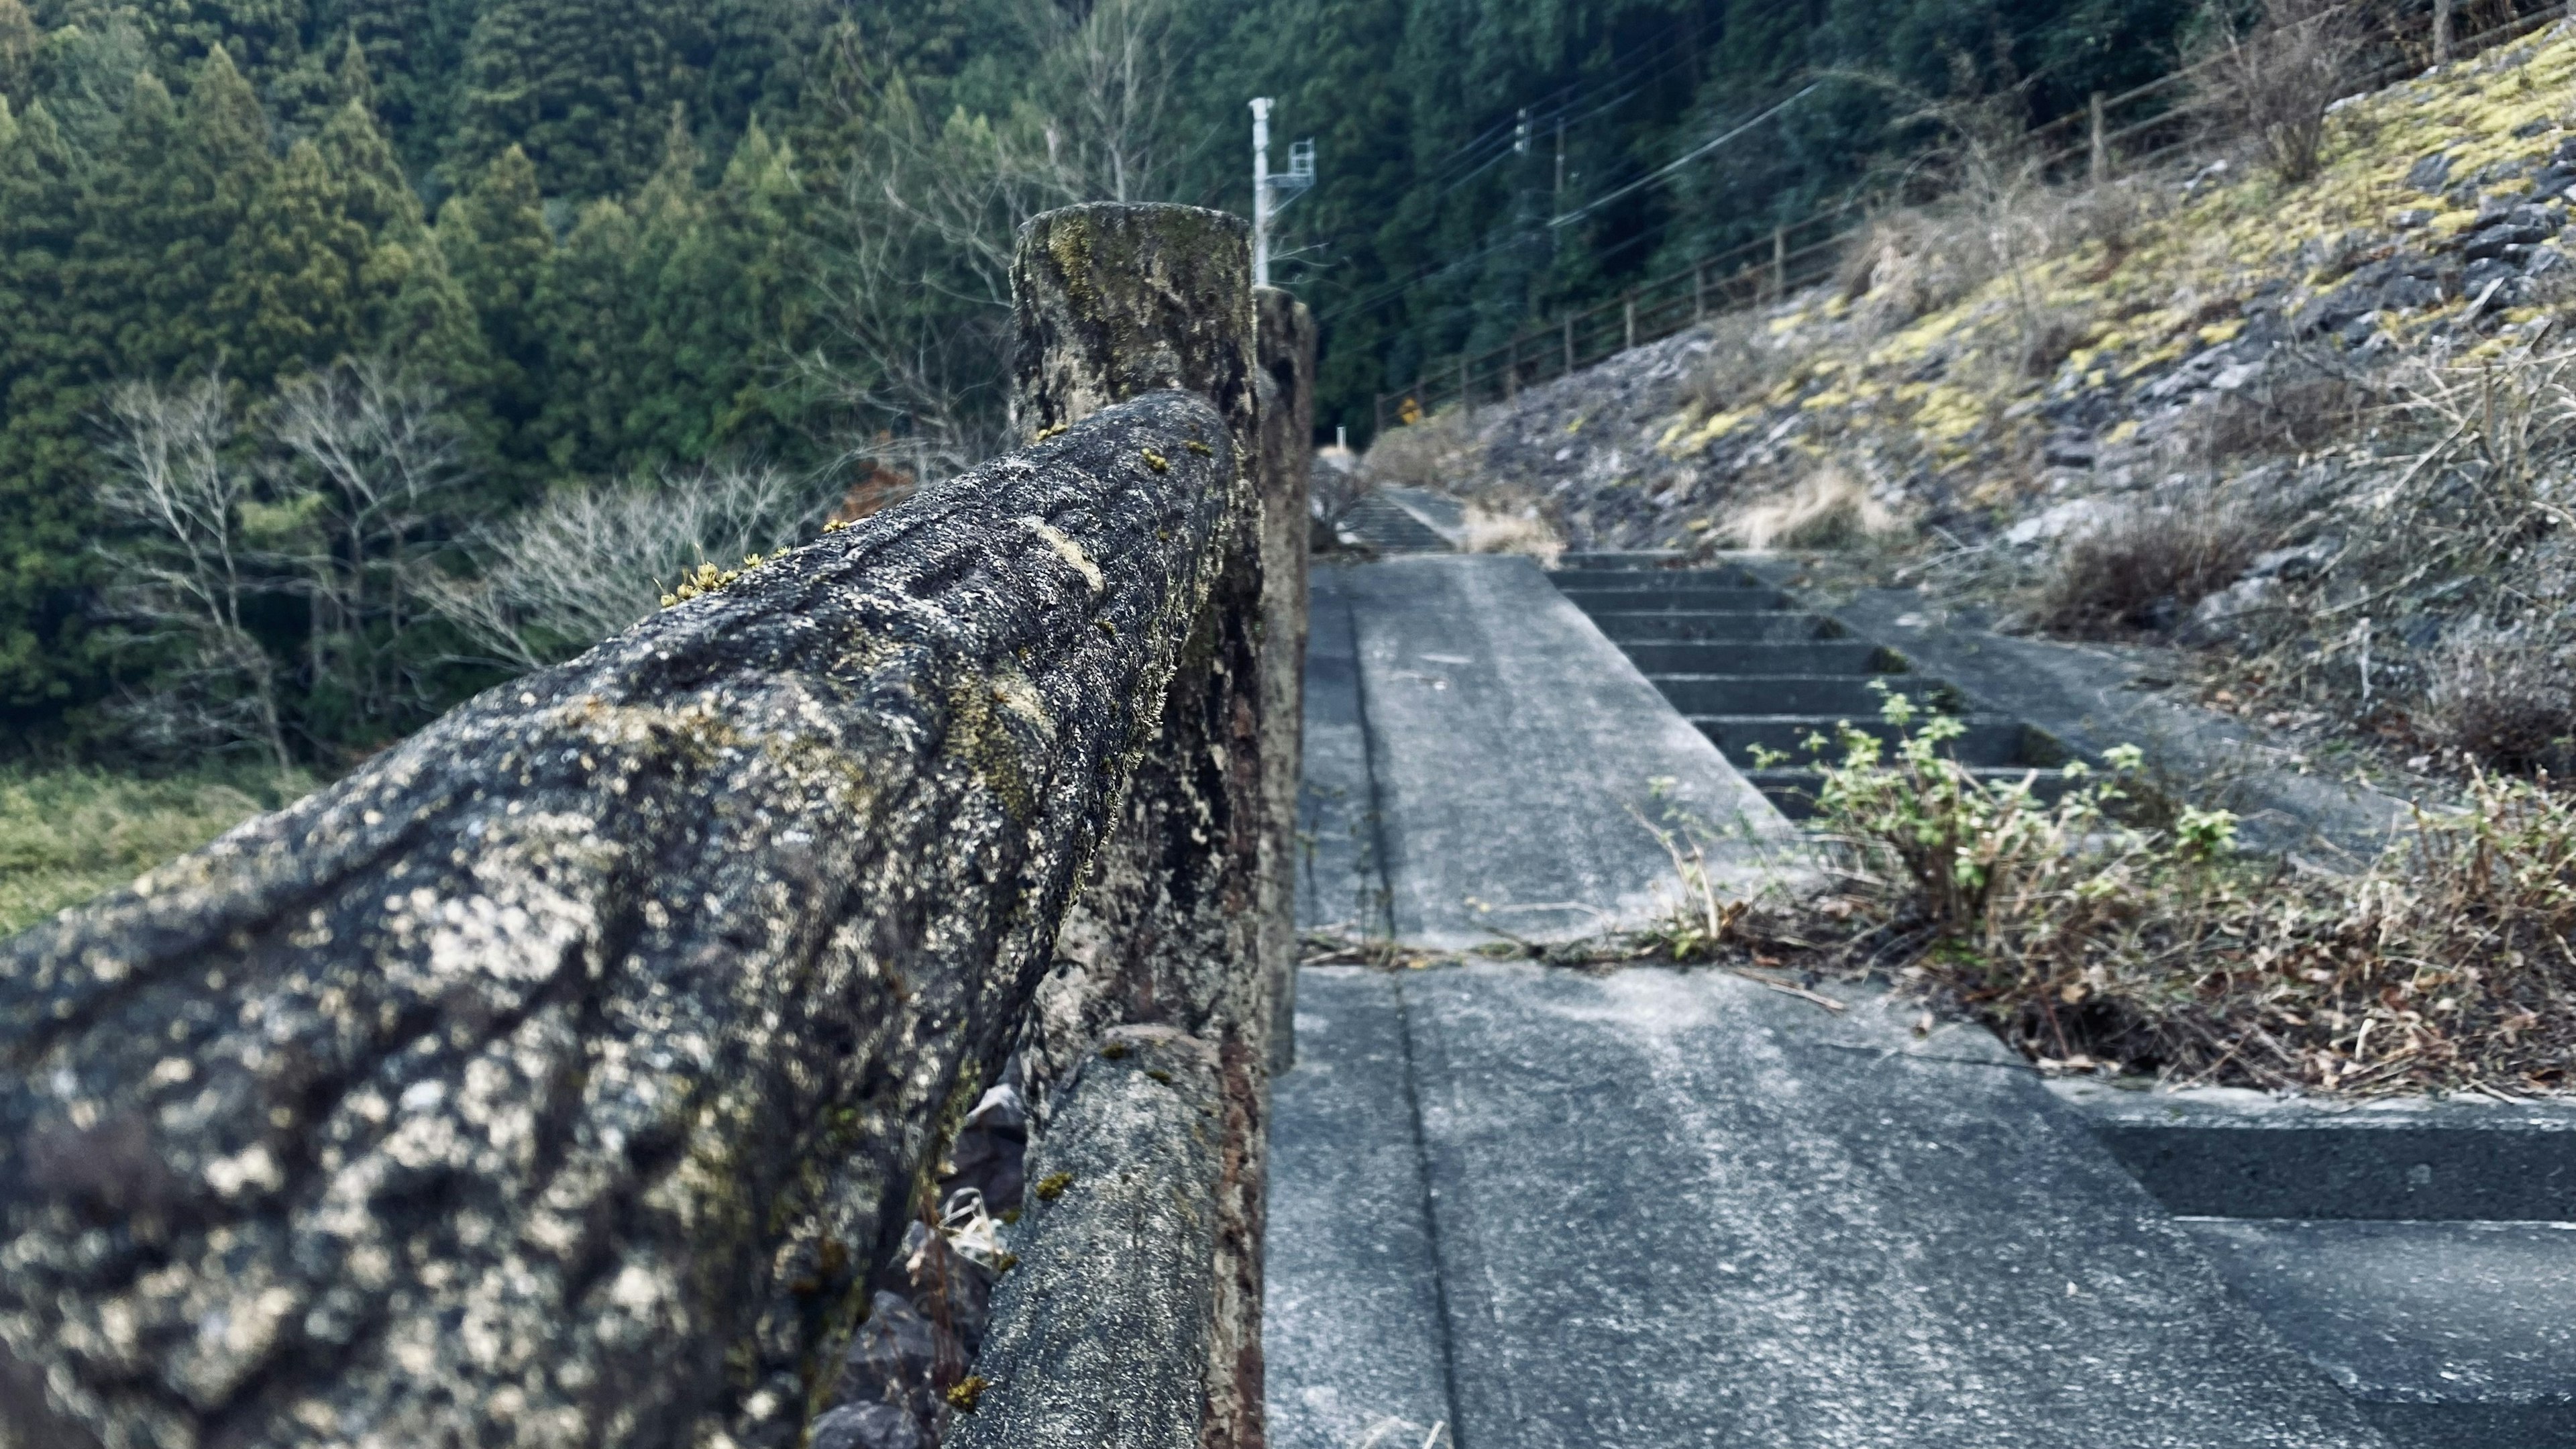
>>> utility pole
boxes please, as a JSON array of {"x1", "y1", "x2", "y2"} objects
[
  {"x1": 1251, "y1": 97, "x2": 1273, "y2": 287},
  {"x1": 1250, "y1": 97, "x2": 1314, "y2": 290}
]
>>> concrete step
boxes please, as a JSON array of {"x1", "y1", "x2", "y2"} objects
[
  {"x1": 2181, "y1": 1219, "x2": 2576, "y2": 1449},
  {"x1": 1692, "y1": 713, "x2": 2045, "y2": 769},
  {"x1": 1339, "y1": 496, "x2": 1450, "y2": 553},
  {"x1": 1554, "y1": 549, "x2": 1685, "y2": 570},
  {"x1": 1746, "y1": 764, "x2": 2080, "y2": 819},
  {"x1": 2049, "y1": 1081, "x2": 2576, "y2": 1222},
  {"x1": 1617, "y1": 639, "x2": 1898, "y2": 677},
  {"x1": 1649, "y1": 672, "x2": 1955, "y2": 718},
  {"x1": 1587, "y1": 610, "x2": 1833, "y2": 643},
  {"x1": 1562, "y1": 584, "x2": 1792, "y2": 612},
  {"x1": 1550, "y1": 566, "x2": 1765, "y2": 590}
]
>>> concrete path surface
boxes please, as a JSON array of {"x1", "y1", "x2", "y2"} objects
[
  {"x1": 1271, "y1": 555, "x2": 2389, "y2": 1448},
  {"x1": 1267, "y1": 963, "x2": 2387, "y2": 1449},
  {"x1": 1299, "y1": 557, "x2": 1789, "y2": 950}
]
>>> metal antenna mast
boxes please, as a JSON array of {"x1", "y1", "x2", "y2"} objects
[{"x1": 1250, "y1": 97, "x2": 1314, "y2": 287}]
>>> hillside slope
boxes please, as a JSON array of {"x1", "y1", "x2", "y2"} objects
[{"x1": 1385, "y1": 19, "x2": 2576, "y2": 793}]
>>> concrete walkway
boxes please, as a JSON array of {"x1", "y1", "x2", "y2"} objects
[
  {"x1": 1298, "y1": 557, "x2": 1789, "y2": 950},
  {"x1": 1270, "y1": 555, "x2": 2390, "y2": 1448}
]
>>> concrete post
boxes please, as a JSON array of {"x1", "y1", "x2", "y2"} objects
[
  {"x1": 1006, "y1": 202, "x2": 1273, "y2": 1448},
  {"x1": 1254, "y1": 286, "x2": 1313, "y2": 1084},
  {"x1": 2089, "y1": 91, "x2": 2109, "y2": 185}
]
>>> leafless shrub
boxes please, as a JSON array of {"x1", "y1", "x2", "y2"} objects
[
  {"x1": 93, "y1": 376, "x2": 291, "y2": 770},
  {"x1": 266, "y1": 359, "x2": 472, "y2": 735},
  {"x1": 1837, "y1": 207, "x2": 1998, "y2": 335},
  {"x1": 2422, "y1": 622, "x2": 2576, "y2": 774},
  {"x1": 1308, "y1": 448, "x2": 1368, "y2": 539},
  {"x1": 2189, "y1": 0, "x2": 2364, "y2": 184},
  {"x1": 2039, "y1": 500, "x2": 2268, "y2": 635},
  {"x1": 1724, "y1": 464, "x2": 1904, "y2": 550},
  {"x1": 802, "y1": 0, "x2": 1187, "y2": 472},
  {"x1": 431, "y1": 461, "x2": 835, "y2": 672}
]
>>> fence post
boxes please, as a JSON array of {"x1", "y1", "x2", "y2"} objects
[
  {"x1": 1623, "y1": 291, "x2": 1638, "y2": 350},
  {"x1": 1002, "y1": 202, "x2": 1273, "y2": 1448},
  {"x1": 1769, "y1": 225, "x2": 1787, "y2": 305},
  {"x1": 2434, "y1": 0, "x2": 2455, "y2": 62},
  {"x1": 1252, "y1": 285, "x2": 1312, "y2": 1085},
  {"x1": 1694, "y1": 261, "x2": 1709, "y2": 321},
  {"x1": 1505, "y1": 335, "x2": 1519, "y2": 400},
  {"x1": 1563, "y1": 313, "x2": 1576, "y2": 374},
  {"x1": 2088, "y1": 91, "x2": 2109, "y2": 185},
  {"x1": 1458, "y1": 352, "x2": 1470, "y2": 409}
]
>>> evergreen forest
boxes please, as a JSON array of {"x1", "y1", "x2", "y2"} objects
[{"x1": 0, "y1": 0, "x2": 2198, "y2": 765}]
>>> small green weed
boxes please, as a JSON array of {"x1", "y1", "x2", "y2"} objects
[{"x1": 1797, "y1": 690, "x2": 2576, "y2": 1095}]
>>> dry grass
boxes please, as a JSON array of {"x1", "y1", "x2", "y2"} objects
[
  {"x1": 1672, "y1": 697, "x2": 2576, "y2": 1096},
  {"x1": 1460, "y1": 500, "x2": 1565, "y2": 566},
  {"x1": 2422, "y1": 622, "x2": 2576, "y2": 774},
  {"x1": 2189, "y1": 368, "x2": 2372, "y2": 462},
  {"x1": 0, "y1": 763, "x2": 312, "y2": 937},
  {"x1": 2037, "y1": 500, "x2": 2267, "y2": 635},
  {"x1": 1723, "y1": 464, "x2": 1904, "y2": 550}
]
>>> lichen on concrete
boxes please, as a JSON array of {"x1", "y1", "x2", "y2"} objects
[{"x1": 0, "y1": 390, "x2": 1237, "y2": 1449}]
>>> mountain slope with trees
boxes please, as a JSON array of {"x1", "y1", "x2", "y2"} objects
[{"x1": 0, "y1": 0, "x2": 2212, "y2": 761}]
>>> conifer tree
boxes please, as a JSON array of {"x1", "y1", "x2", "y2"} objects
[
  {"x1": 215, "y1": 136, "x2": 372, "y2": 383},
  {"x1": 435, "y1": 143, "x2": 551, "y2": 476},
  {"x1": 0, "y1": 98, "x2": 99, "y2": 710},
  {"x1": 0, "y1": 0, "x2": 35, "y2": 107},
  {"x1": 446, "y1": 0, "x2": 712, "y2": 198}
]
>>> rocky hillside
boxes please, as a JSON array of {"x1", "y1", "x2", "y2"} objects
[{"x1": 1374, "y1": 20, "x2": 2576, "y2": 795}]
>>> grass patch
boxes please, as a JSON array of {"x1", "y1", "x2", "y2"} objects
[
  {"x1": 1775, "y1": 694, "x2": 2576, "y2": 1095},
  {"x1": 0, "y1": 763, "x2": 311, "y2": 937},
  {"x1": 1627, "y1": 690, "x2": 2575, "y2": 1097}
]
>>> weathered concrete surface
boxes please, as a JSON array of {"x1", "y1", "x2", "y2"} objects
[
  {"x1": 1295, "y1": 568, "x2": 1386, "y2": 939},
  {"x1": 1385, "y1": 961, "x2": 2388, "y2": 1447},
  {"x1": 1254, "y1": 287, "x2": 1314, "y2": 1075},
  {"x1": 0, "y1": 393, "x2": 1239, "y2": 1449},
  {"x1": 1744, "y1": 565, "x2": 2414, "y2": 862},
  {"x1": 1262, "y1": 969, "x2": 1452, "y2": 1449},
  {"x1": 2051, "y1": 1077, "x2": 2576, "y2": 1220},
  {"x1": 2181, "y1": 1220, "x2": 2576, "y2": 1430},
  {"x1": 951, "y1": 1027, "x2": 1226, "y2": 1449},
  {"x1": 1004, "y1": 203, "x2": 1275, "y2": 1449},
  {"x1": 1341, "y1": 555, "x2": 1793, "y2": 948}
]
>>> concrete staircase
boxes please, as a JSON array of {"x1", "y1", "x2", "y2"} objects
[
  {"x1": 1335, "y1": 493, "x2": 1452, "y2": 553},
  {"x1": 2052, "y1": 1080, "x2": 2576, "y2": 1449},
  {"x1": 1548, "y1": 551, "x2": 2071, "y2": 818}
]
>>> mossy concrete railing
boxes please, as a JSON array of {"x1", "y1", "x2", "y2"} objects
[{"x1": 0, "y1": 204, "x2": 1311, "y2": 1449}]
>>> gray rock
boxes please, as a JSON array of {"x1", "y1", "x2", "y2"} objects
[
  {"x1": 810, "y1": 1402, "x2": 927, "y2": 1449},
  {"x1": 2407, "y1": 151, "x2": 2455, "y2": 193}
]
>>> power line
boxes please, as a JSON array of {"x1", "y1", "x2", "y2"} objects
[{"x1": 1548, "y1": 82, "x2": 1819, "y2": 229}]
